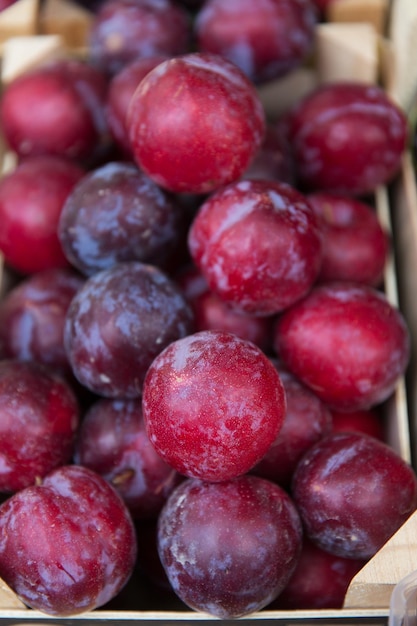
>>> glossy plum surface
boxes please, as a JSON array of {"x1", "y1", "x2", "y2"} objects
[
  {"x1": 292, "y1": 432, "x2": 417, "y2": 559},
  {"x1": 142, "y1": 330, "x2": 286, "y2": 481},
  {"x1": 274, "y1": 282, "x2": 410, "y2": 411},
  {"x1": 0, "y1": 156, "x2": 84, "y2": 275},
  {"x1": 89, "y1": 0, "x2": 190, "y2": 76},
  {"x1": 0, "y1": 360, "x2": 80, "y2": 493},
  {"x1": 74, "y1": 397, "x2": 183, "y2": 519},
  {"x1": 285, "y1": 82, "x2": 408, "y2": 195},
  {"x1": 188, "y1": 179, "x2": 323, "y2": 316},
  {"x1": 58, "y1": 162, "x2": 186, "y2": 276},
  {"x1": 0, "y1": 59, "x2": 108, "y2": 162},
  {"x1": 0, "y1": 464, "x2": 137, "y2": 615},
  {"x1": 157, "y1": 475, "x2": 303, "y2": 618},
  {"x1": 252, "y1": 366, "x2": 332, "y2": 488},
  {"x1": 307, "y1": 192, "x2": 389, "y2": 286},
  {"x1": 127, "y1": 52, "x2": 266, "y2": 194},
  {"x1": 64, "y1": 261, "x2": 194, "y2": 397},
  {"x1": 195, "y1": 0, "x2": 317, "y2": 84},
  {"x1": 0, "y1": 268, "x2": 84, "y2": 374}
]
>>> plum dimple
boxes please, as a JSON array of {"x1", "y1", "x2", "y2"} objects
[
  {"x1": 64, "y1": 262, "x2": 194, "y2": 398},
  {"x1": 142, "y1": 330, "x2": 286, "y2": 482}
]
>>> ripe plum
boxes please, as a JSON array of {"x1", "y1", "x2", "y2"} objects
[
  {"x1": 127, "y1": 52, "x2": 266, "y2": 194},
  {"x1": 64, "y1": 261, "x2": 194, "y2": 397},
  {"x1": 58, "y1": 161, "x2": 187, "y2": 276},
  {"x1": 88, "y1": 0, "x2": 190, "y2": 75},
  {"x1": 0, "y1": 156, "x2": 84, "y2": 274},
  {"x1": 292, "y1": 432, "x2": 417, "y2": 559},
  {"x1": 195, "y1": 0, "x2": 317, "y2": 84},
  {"x1": 0, "y1": 464, "x2": 137, "y2": 615},
  {"x1": 188, "y1": 179, "x2": 323, "y2": 316},
  {"x1": 0, "y1": 359, "x2": 79, "y2": 493},
  {"x1": 307, "y1": 192, "x2": 390, "y2": 286},
  {"x1": 0, "y1": 59, "x2": 108, "y2": 163},
  {"x1": 284, "y1": 82, "x2": 408, "y2": 195},
  {"x1": 274, "y1": 282, "x2": 410, "y2": 411},
  {"x1": 157, "y1": 475, "x2": 303, "y2": 618},
  {"x1": 0, "y1": 268, "x2": 84, "y2": 374},
  {"x1": 142, "y1": 329, "x2": 286, "y2": 481},
  {"x1": 74, "y1": 397, "x2": 183, "y2": 519}
]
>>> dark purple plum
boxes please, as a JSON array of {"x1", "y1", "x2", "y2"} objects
[
  {"x1": 292, "y1": 432, "x2": 417, "y2": 559},
  {"x1": 58, "y1": 162, "x2": 187, "y2": 276},
  {"x1": 157, "y1": 475, "x2": 303, "y2": 618},
  {"x1": 0, "y1": 268, "x2": 84, "y2": 374},
  {"x1": 88, "y1": 0, "x2": 190, "y2": 76},
  {"x1": 64, "y1": 261, "x2": 194, "y2": 397}
]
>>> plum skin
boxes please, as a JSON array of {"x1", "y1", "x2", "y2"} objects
[
  {"x1": 157, "y1": 475, "x2": 303, "y2": 618},
  {"x1": 195, "y1": 0, "x2": 317, "y2": 84},
  {"x1": 142, "y1": 330, "x2": 286, "y2": 482},
  {"x1": 188, "y1": 179, "x2": 323, "y2": 316},
  {"x1": 0, "y1": 359, "x2": 80, "y2": 493},
  {"x1": 127, "y1": 52, "x2": 266, "y2": 194},
  {"x1": 285, "y1": 82, "x2": 408, "y2": 195},
  {"x1": 291, "y1": 432, "x2": 417, "y2": 559},
  {"x1": 0, "y1": 268, "x2": 84, "y2": 374},
  {"x1": 0, "y1": 465, "x2": 137, "y2": 616},
  {"x1": 274, "y1": 281, "x2": 410, "y2": 411},
  {"x1": 64, "y1": 261, "x2": 194, "y2": 398},
  {"x1": 0, "y1": 156, "x2": 85, "y2": 275},
  {"x1": 251, "y1": 366, "x2": 332, "y2": 489}
]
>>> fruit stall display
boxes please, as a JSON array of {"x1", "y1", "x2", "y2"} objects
[{"x1": 0, "y1": 0, "x2": 417, "y2": 623}]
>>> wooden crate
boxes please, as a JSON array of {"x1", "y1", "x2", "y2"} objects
[{"x1": 0, "y1": 0, "x2": 417, "y2": 623}]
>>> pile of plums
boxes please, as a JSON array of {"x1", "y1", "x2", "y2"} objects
[{"x1": 0, "y1": 0, "x2": 415, "y2": 619}]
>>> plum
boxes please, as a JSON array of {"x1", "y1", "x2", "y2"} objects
[
  {"x1": 64, "y1": 261, "x2": 194, "y2": 397},
  {"x1": 274, "y1": 282, "x2": 410, "y2": 411},
  {"x1": 292, "y1": 432, "x2": 417, "y2": 559},
  {"x1": 157, "y1": 475, "x2": 303, "y2": 618},
  {"x1": 0, "y1": 464, "x2": 137, "y2": 615},
  {"x1": 142, "y1": 330, "x2": 286, "y2": 482},
  {"x1": 0, "y1": 359, "x2": 80, "y2": 493},
  {"x1": 127, "y1": 52, "x2": 266, "y2": 194},
  {"x1": 188, "y1": 179, "x2": 323, "y2": 316},
  {"x1": 284, "y1": 82, "x2": 408, "y2": 195}
]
